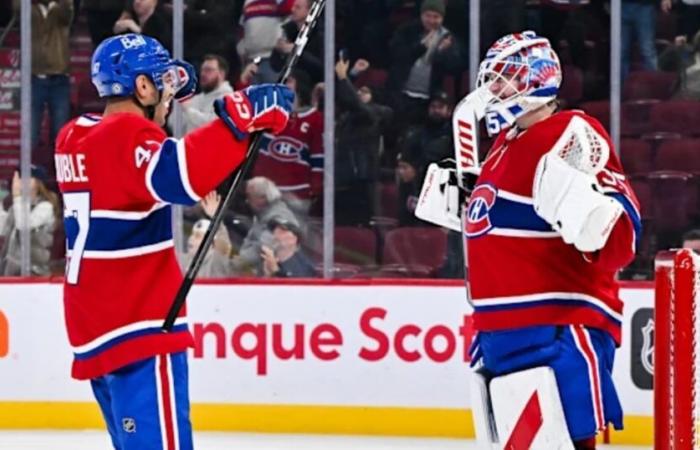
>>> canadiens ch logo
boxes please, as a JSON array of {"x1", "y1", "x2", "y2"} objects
[
  {"x1": 268, "y1": 136, "x2": 304, "y2": 162},
  {"x1": 466, "y1": 184, "x2": 497, "y2": 237}
]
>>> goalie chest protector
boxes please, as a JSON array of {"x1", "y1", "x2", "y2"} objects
[{"x1": 465, "y1": 110, "x2": 640, "y2": 344}]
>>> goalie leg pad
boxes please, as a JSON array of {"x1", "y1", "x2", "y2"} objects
[
  {"x1": 474, "y1": 326, "x2": 624, "y2": 444},
  {"x1": 490, "y1": 367, "x2": 574, "y2": 450}
]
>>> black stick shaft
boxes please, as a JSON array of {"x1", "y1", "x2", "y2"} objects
[{"x1": 163, "y1": 0, "x2": 326, "y2": 331}]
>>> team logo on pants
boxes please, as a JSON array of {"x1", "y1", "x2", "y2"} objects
[
  {"x1": 122, "y1": 417, "x2": 136, "y2": 433},
  {"x1": 466, "y1": 184, "x2": 497, "y2": 237}
]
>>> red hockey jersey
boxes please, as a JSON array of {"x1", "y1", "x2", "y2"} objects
[
  {"x1": 55, "y1": 112, "x2": 247, "y2": 380},
  {"x1": 466, "y1": 111, "x2": 641, "y2": 344},
  {"x1": 252, "y1": 107, "x2": 323, "y2": 200}
]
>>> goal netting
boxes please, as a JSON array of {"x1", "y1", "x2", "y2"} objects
[{"x1": 655, "y1": 249, "x2": 700, "y2": 450}]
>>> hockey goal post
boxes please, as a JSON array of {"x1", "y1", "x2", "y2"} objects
[{"x1": 655, "y1": 249, "x2": 700, "y2": 449}]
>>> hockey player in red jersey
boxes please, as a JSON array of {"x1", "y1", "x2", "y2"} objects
[
  {"x1": 54, "y1": 33, "x2": 293, "y2": 449},
  {"x1": 417, "y1": 31, "x2": 641, "y2": 449}
]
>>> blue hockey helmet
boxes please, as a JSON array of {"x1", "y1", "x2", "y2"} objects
[{"x1": 91, "y1": 33, "x2": 177, "y2": 98}]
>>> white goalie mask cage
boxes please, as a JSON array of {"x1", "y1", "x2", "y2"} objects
[{"x1": 477, "y1": 31, "x2": 563, "y2": 133}]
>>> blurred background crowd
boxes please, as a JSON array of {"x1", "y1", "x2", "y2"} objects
[{"x1": 0, "y1": 0, "x2": 699, "y2": 280}]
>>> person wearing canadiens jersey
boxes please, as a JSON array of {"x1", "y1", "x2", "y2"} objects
[
  {"x1": 467, "y1": 32, "x2": 642, "y2": 449},
  {"x1": 54, "y1": 33, "x2": 293, "y2": 450},
  {"x1": 417, "y1": 31, "x2": 642, "y2": 449}
]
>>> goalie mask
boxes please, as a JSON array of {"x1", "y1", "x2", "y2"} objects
[{"x1": 477, "y1": 31, "x2": 561, "y2": 135}]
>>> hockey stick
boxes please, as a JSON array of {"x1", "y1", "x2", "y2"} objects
[
  {"x1": 451, "y1": 87, "x2": 494, "y2": 308},
  {"x1": 162, "y1": 0, "x2": 326, "y2": 332}
]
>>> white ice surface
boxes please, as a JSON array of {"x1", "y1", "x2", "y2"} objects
[{"x1": 0, "y1": 430, "x2": 650, "y2": 450}]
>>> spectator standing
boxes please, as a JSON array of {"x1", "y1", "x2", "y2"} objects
[
  {"x1": 32, "y1": 0, "x2": 73, "y2": 150},
  {"x1": 113, "y1": 0, "x2": 172, "y2": 52},
  {"x1": 0, "y1": 167, "x2": 59, "y2": 276},
  {"x1": 232, "y1": 177, "x2": 300, "y2": 274},
  {"x1": 621, "y1": 0, "x2": 672, "y2": 79},
  {"x1": 260, "y1": 217, "x2": 316, "y2": 277},
  {"x1": 253, "y1": 69, "x2": 323, "y2": 217},
  {"x1": 172, "y1": 54, "x2": 234, "y2": 133},
  {"x1": 335, "y1": 57, "x2": 393, "y2": 225},
  {"x1": 388, "y1": 0, "x2": 463, "y2": 128}
]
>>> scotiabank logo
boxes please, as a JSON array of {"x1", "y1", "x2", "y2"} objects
[
  {"x1": 192, "y1": 307, "x2": 475, "y2": 375},
  {"x1": 0, "y1": 309, "x2": 8, "y2": 358}
]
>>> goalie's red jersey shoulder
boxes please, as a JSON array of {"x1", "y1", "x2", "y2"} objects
[
  {"x1": 55, "y1": 113, "x2": 193, "y2": 380},
  {"x1": 466, "y1": 110, "x2": 640, "y2": 344}
]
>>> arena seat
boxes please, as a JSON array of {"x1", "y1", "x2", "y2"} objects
[
  {"x1": 629, "y1": 175, "x2": 652, "y2": 220},
  {"x1": 381, "y1": 227, "x2": 447, "y2": 276},
  {"x1": 334, "y1": 226, "x2": 377, "y2": 266},
  {"x1": 621, "y1": 99, "x2": 659, "y2": 136},
  {"x1": 654, "y1": 139, "x2": 700, "y2": 173},
  {"x1": 620, "y1": 139, "x2": 653, "y2": 175},
  {"x1": 623, "y1": 71, "x2": 679, "y2": 101},
  {"x1": 649, "y1": 100, "x2": 700, "y2": 135},
  {"x1": 648, "y1": 170, "x2": 694, "y2": 236}
]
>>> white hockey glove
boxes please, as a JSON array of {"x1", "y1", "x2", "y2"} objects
[
  {"x1": 415, "y1": 159, "x2": 474, "y2": 231},
  {"x1": 533, "y1": 152, "x2": 623, "y2": 253}
]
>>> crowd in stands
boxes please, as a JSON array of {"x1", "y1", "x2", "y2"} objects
[{"x1": 0, "y1": 0, "x2": 698, "y2": 280}]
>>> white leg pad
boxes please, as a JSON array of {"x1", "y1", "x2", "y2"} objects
[
  {"x1": 490, "y1": 367, "x2": 575, "y2": 450},
  {"x1": 469, "y1": 371, "x2": 499, "y2": 450}
]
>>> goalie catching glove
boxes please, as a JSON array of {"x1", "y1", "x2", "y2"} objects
[
  {"x1": 215, "y1": 84, "x2": 294, "y2": 141},
  {"x1": 415, "y1": 158, "x2": 476, "y2": 231},
  {"x1": 533, "y1": 152, "x2": 623, "y2": 253}
]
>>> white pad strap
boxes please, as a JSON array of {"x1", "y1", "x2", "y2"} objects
[
  {"x1": 476, "y1": 367, "x2": 575, "y2": 450},
  {"x1": 533, "y1": 153, "x2": 623, "y2": 252},
  {"x1": 415, "y1": 163, "x2": 463, "y2": 232}
]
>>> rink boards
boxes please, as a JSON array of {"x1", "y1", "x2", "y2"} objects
[{"x1": 0, "y1": 279, "x2": 654, "y2": 445}]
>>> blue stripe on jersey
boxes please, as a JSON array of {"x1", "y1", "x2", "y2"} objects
[
  {"x1": 608, "y1": 192, "x2": 642, "y2": 247},
  {"x1": 150, "y1": 139, "x2": 198, "y2": 205},
  {"x1": 489, "y1": 197, "x2": 554, "y2": 232},
  {"x1": 66, "y1": 206, "x2": 173, "y2": 252},
  {"x1": 310, "y1": 154, "x2": 323, "y2": 170},
  {"x1": 73, "y1": 323, "x2": 189, "y2": 361},
  {"x1": 474, "y1": 298, "x2": 622, "y2": 328}
]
